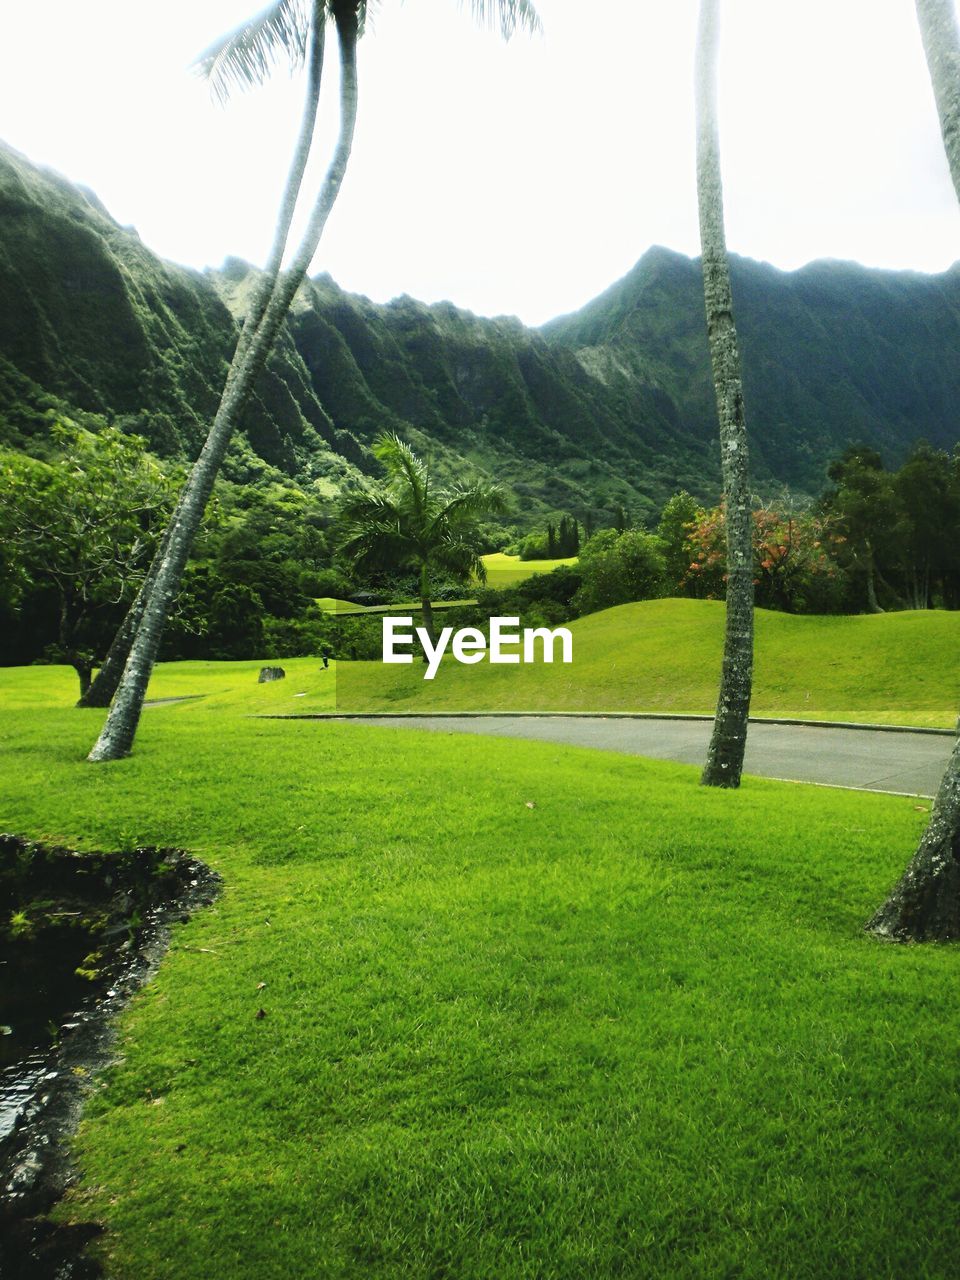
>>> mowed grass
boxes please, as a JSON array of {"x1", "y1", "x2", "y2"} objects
[
  {"x1": 480, "y1": 552, "x2": 578, "y2": 587},
  {"x1": 7, "y1": 601, "x2": 955, "y2": 726},
  {"x1": 0, "y1": 679, "x2": 958, "y2": 1277},
  {"x1": 330, "y1": 599, "x2": 960, "y2": 726}
]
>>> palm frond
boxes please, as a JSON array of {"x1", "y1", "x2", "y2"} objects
[
  {"x1": 462, "y1": 0, "x2": 542, "y2": 40},
  {"x1": 338, "y1": 488, "x2": 402, "y2": 526},
  {"x1": 196, "y1": 0, "x2": 313, "y2": 104},
  {"x1": 429, "y1": 535, "x2": 486, "y2": 583},
  {"x1": 372, "y1": 432, "x2": 428, "y2": 514},
  {"x1": 437, "y1": 481, "x2": 509, "y2": 525},
  {"x1": 338, "y1": 519, "x2": 412, "y2": 571}
]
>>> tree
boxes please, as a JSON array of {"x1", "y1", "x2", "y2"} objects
[
  {"x1": 680, "y1": 501, "x2": 843, "y2": 614},
  {"x1": 695, "y1": 0, "x2": 755, "y2": 788},
  {"x1": 572, "y1": 529, "x2": 666, "y2": 615},
  {"x1": 892, "y1": 442, "x2": 960, "y2": 610},
  {"x1": 0, "y1": 425, "x2": 171, "y2": 697},
  {"x1": 338, "y1": 433, "x2": 507, "y2": 648},
  {"x1": 821, "y1": 447, "x2": 899, "y2": 613},
  {"x1": 865, "y1": 0, "x2": 960, "y2": 941},
  {"x1": 656, "y1": 490, "x2": 702, "y2": 591},
  {"x1": 87, "y1": 0, "x2": 541, "y2": 762}
]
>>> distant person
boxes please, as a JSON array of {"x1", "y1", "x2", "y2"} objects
[{"x1": 320, "y1": 643, "x2": 332, "y2": 670}]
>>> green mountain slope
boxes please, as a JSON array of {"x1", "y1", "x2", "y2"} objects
[
  {"x1": 1, "y1": 140, "x2": 958, "y2": 520},
  {"x1": 544, "y1": 245, "x2": 960, "y2": 491},
  {"x1": 0, "y1": 142, "x2": 706, "y2": 522}
]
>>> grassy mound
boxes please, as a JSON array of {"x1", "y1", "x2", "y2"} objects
[
  {"x1": 0, "y1": 683, "x2": 957, "y2": 1277},
  {"x1": 5, "y1": 600, "x2": 955, "y2": 726},
  {"x1": 332, "y1": 599, "x2": 960, "y2": 726}
]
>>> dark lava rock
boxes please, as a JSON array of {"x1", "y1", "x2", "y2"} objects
[
  {"x1": 0, "y1": 836, "x2": 221, "y2": 1278},
  {"x1": 0, "y1": 1216, "x2": 104, "y2": 1278}
]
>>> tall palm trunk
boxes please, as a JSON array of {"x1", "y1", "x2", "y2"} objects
[
  {"x1": 79, "y1": 7, "x2": 326, "y2": 712},
  {"x1": 695, "y1": 0, "x2": 754, "y2": 788},
  {"x1": 916, "y1": 0, "x2": 960, "y2": 199},
  {"x1": 865, "y1": 0, "x2": 960, "y2": 940},
  {"x1": 229, "y1": 1, "x2": 326, "y2": 381},
  {"x1": 87, "y1": 12, "x2": 360, "y2": 762}
]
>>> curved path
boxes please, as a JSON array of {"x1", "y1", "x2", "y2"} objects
[{"x1": 335, "y1": 715, "x2": 954, "y2": 797}]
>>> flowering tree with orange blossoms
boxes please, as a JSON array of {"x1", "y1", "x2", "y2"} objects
[{"x1": 680, "y1": 503, "x2": 843, "y2": 613}]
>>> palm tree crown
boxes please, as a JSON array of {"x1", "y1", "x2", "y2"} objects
[
  {"x1": 338, "y1": 433, "x2": 507, "y2": 591},
  {"x1": 197, "y1": 0, "x2": 540, "y2": 103}
]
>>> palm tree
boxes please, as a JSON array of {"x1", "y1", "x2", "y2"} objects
[
  {"x1": 87, "y1": 0, "x2": 540, "y2": 761},
  {"x1": 865, "y1": 0, "x2": 960, "y2": 941},
  {"x1": 79, "y1": 1, "x2": 328, "y2": 712},
  {"x1": 695, "y1": 0, "x2": 755, "y2": 788},
  {"x1": 338, "y1": 433, "x2": 507, "y2": 649},
  {"x1": 915, "y1": 0, "x2": 960, "y2": 202}
]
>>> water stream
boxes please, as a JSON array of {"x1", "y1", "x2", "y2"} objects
[{"x1": 0, "y1": 835, "x2": 220, "y2": 1278}]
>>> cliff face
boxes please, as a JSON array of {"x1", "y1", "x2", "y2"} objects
[
  {"x1": 2, "y1": 139, "x2": 957, "y2": 524},
  {"x1": 544, "y1": 245, "x2": 960, "y2": 492}
]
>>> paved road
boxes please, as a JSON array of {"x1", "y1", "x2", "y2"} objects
[{"x1": 339, "y1": 716, "x2": 955, "y2": 796}]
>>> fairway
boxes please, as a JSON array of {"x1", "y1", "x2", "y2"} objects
[
  {"x1": 0, "y1": 679, "x2": 958, "y2": 1278},
  {"x1": 480, "y1": 552, "x2": 578, "y2": 587},
  {"x1": 5, "y1": 599, "x2": 952, "y2": 727},
  {"x1": 315, "y1": 597, "x2": 476, "y2": 615},
  {"x1": 329, "y1": 600, "x2": 960, "y2": 727}
]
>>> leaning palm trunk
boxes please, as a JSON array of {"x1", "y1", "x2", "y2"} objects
[
  {"x1": 78, "y1": 525, "x2": 170, "y2": 707},
  {"x1": 865, "y1": 0, "x2": 960, "y2": 939},
  {"x1": 80, "y1": 9, "x2": 326, "y2": 710},
  {"x1": 866, "y1": 735, "x2": 960, "y2": 941},
  {"x1": 87, "y1": 15, "x2": 360, "y2": 762},
  {"x1": 695, "y1": 0, "x2": 754, "y2": 789},
  {"x1": 229, "y1": 1, "x2": 326, "y2": 382}
]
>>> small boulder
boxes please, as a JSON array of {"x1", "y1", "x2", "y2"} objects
[{"x1": 258, "y1": 666, "x2": 286, "y2": 684}]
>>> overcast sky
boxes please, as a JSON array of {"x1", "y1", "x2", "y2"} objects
[{"x1": 2, "y1": 0, "x2": 959, "y2": 325}]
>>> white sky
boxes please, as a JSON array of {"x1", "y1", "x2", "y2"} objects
[{"x1": 1, "y1": 0, "x2": 959, "y2": 325}]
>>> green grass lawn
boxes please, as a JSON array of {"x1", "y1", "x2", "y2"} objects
[
  {"x1": 7, "y1": 600, "x2": 953, "y2": 726},
  {"x1": 480, "y1": 552, "x2": 578, "y2": 587},
  {"x1": 330, "y1": 599, "x2": 960, "y2": 726},
  {"x1": 0, "y1": 678, "x2": 958, "y2": 1277}
]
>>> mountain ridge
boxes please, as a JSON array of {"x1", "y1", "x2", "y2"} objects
[{"x1": 1, "y1": 138, "x2": 957, "y2": 524}]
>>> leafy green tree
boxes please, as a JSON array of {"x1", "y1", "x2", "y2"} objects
[
  {"x1": 557, "y1": 515, "x2": 580, "y2": 557},
  {"x1": 656, "y1": 490, "x2": 702, "y2": 591},
  {"x1": 518, "y1": 530, "x2": 551, "y2": 561},
  {"x1": 695, "y1": 0, "x2": 755, "y2": 788},
  {"x1": 821, "y1": 446, "x2": 901, "y2": 612},
  {"x1": 572, "y1": 529, "x2": 666, "y2": 615},
  {"x1": 338, "y1": 433, "x2": 507, "y2": 648},
  {"x1": 0, "y1": 425, "x2": 171, "y2": 697},
  {"x1": 88, "y1": 0, "x2": 541, "y2": 761},
  {"x1": 892, "y1": 442, "x2": 960, "y2": 610}
]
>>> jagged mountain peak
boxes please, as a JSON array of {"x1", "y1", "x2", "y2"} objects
[{"x1": 1, "y1": 139, "x2": 958, "y2": 521}]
